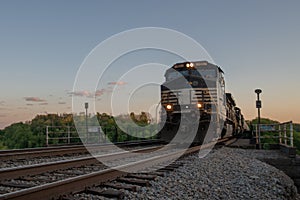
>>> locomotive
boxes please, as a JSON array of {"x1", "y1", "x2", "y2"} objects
[{"x1": 158, "y1": 61, "x2": 246, "y2": 144}]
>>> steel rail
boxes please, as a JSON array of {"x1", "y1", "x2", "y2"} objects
[
  {"x1": 0, "y1": 145, "x2": 162, "y2": 181},
  {"x1": 0, "y1": 139, "x2": 161, "y2": 161},
  {"x1": 0, "y1": 139, "x2": 228, "y2": 200}
]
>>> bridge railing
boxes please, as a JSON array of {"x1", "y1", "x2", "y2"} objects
[
  {"x1": 46, "y1": 125, "x2": 158, "y2": 146},
  {"x1": 253, "y1": 121, "x2": 294, "y2": 148},
  {"x1": 46, "y1": 126, "x2": 82, "y2": 146}
]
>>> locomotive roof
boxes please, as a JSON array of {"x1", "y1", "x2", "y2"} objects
[{"x1": 170, "y1": 61, "x2": 224, "y2": 73}]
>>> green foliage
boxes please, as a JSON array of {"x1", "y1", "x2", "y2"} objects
[
  {"x1": 294, "y1": 131, "x2": 300, "y2": 155},
  {"x1": 97, "y1": 112, "x2": 157, "y2": 143},
  {"x1": 249, "y1": 118, "x2": 300, "y2": 154},
  {"x1": 293, "y1": 124, "x2": 300, "y2": 132},
  {"x1": 0, "y1": 130, "x2": 6, "y2": 149},
  {"x1": 0, "y1": 122, "x2": 43, "y2": 149},
  {"x1": 250, "y1": 117, "x2": 279, "y2": 125},
  {"x1": 250, "y1": 118, "x2": 280, "y2": 149},
  {"x1": 0, "y1": 112, "x2": 156, "y2": 149},
  {"x1": 0, "y1": 113, "x2": 75, "y2": 149}
]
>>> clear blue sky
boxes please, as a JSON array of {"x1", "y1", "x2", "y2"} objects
[{"x1": 0, "y1": 0, "x2": 300, "y2": 128}]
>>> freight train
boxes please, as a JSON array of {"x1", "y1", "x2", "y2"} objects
[{"x1": 158, "y1": 61, "x2": 247, "y2": 144}]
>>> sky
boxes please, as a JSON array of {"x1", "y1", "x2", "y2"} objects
[{"x1": 0, "y1": 0, "x2": 300, "y2": 129}]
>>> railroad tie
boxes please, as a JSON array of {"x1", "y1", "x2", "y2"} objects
[
  {"x1": 152, "y1": 163, "x2": 182, "y2": 172},
  {"x1": 60, "y1": 170, "x2": 85, "y2": 176},
  {"x1": 103, "y1": 182, "x2": 137, "y2": 192},
  {"x1": 126, "y1": 173, "x2": 157, "y2": 180},
  {"x1": 19, "y1": 176, "x2": 47, "y2": 182},
  {"x1": 0, "y1": 181, "x2": 36, "y2": 188},
  {"x1": 59, "y1": 194, "x2": 77, "y2": 200},
  {"x1": 168, "y1": 162, "x2": 184, "y2": 167},
  {"x1": 0, "y1": 190, "x2": 9, "y2": 194},
  {"x1": 156, "y1": 166, "x2": 177, "y2": 172},
  {"x1": 138, "y1": 171, "x2": 165, "y2": 177},
  {"x1": 117, "y1": 177, "x2": 150, "y2": 187},
  {"x1": 86, "y1": 188, "x2": 124, "y2": 199}
]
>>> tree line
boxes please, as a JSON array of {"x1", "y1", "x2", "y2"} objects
[
  {"x1": 0, "y1": 112, "x2": 154, "y2": 149},
  {"x1": 0, "y1": 116, "x2": 299, "y2": 152}
]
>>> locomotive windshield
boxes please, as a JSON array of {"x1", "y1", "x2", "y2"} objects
[
  {"x1": 166, "y1": 70, "x2": 191, "y2": 81},
  {"x1": 199, "y1": 69, "x2": 216, "y2": 79},
  {"x1": 166, "y1": 68, "x2": 217, "y2": 81}
]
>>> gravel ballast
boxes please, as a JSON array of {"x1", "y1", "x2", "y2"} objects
[{"x1": 124, "y1": 147, "x2": 298, "y2": 199}]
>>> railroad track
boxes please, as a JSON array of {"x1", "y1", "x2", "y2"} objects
[
  {"x1": 0, "y1": 139, "x2": 161, "y2": 162},
  {"x1": 0, "y1": 145, "x2": 162, "y2": 181},
  {"x1": 0, "y1": 137, "x2": 232, "y2": 200},
  {"x1": 0, "y1": 145, "x2": 163, "y2": 199}
]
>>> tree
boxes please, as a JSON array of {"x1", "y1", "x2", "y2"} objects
[
  {"x1": 139, "y1": 112, "x2": 149, "y2": 126},
  {"x1": 251, "y1": 118, "x2": 279, "y2": 125},
  {"x1": 1, "y1": 122, "x2": 38, "y2": 149},
  {"x1": 130, "y1": 112, "x2": 137, "y2": 123}
]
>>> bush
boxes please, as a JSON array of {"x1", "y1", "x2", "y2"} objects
[
  {"x1": 0, "y1": 122, "x2": 44, "y2": 149},
  {"x1": 294, "y1": 131, "x2": 300, "y2": 155}
]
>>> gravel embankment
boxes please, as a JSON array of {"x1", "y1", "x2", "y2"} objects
[{"x1": 124, "y1": 147, "x2": 298, "y2": 199}]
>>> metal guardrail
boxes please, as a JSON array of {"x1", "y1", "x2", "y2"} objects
[
  {"x1": 46, "y1": 126, "x2": 81, "y2": 146},
  {"x1": 253, "y1": 121, "x2": 294, "y2": 148},
  {"x1": 46, "y1": 125, "x2": 158, "y2": 146}
]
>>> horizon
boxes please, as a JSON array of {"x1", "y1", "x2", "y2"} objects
[{"x1": 1, "y1": 110, "x2": 297, "y2": 130}]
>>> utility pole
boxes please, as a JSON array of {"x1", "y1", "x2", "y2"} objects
[
  {"x1": 255, "y1": 89, "x2": 262, "y2": 149},
  {"x1": 85, "y1": 102, "x2": 88, "y2": 143}
]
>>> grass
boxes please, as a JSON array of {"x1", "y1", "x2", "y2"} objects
[
  {"x1": 258, "y1": 130, "x2": 300, "y2": 154},
  {"x1": 294, "y1": 131, "x2": 300, "y2": 155}
]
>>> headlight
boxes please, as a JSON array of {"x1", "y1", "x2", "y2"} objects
[
  {"x1": 186, "y1": 62, "x2": 194, "y2": 68},
  {"x1": 197, "y1": 103, "x2": 202, "y2": 108},
  {"x1": 166, "y1": 104, "x2": 172, "y2": 110}
]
